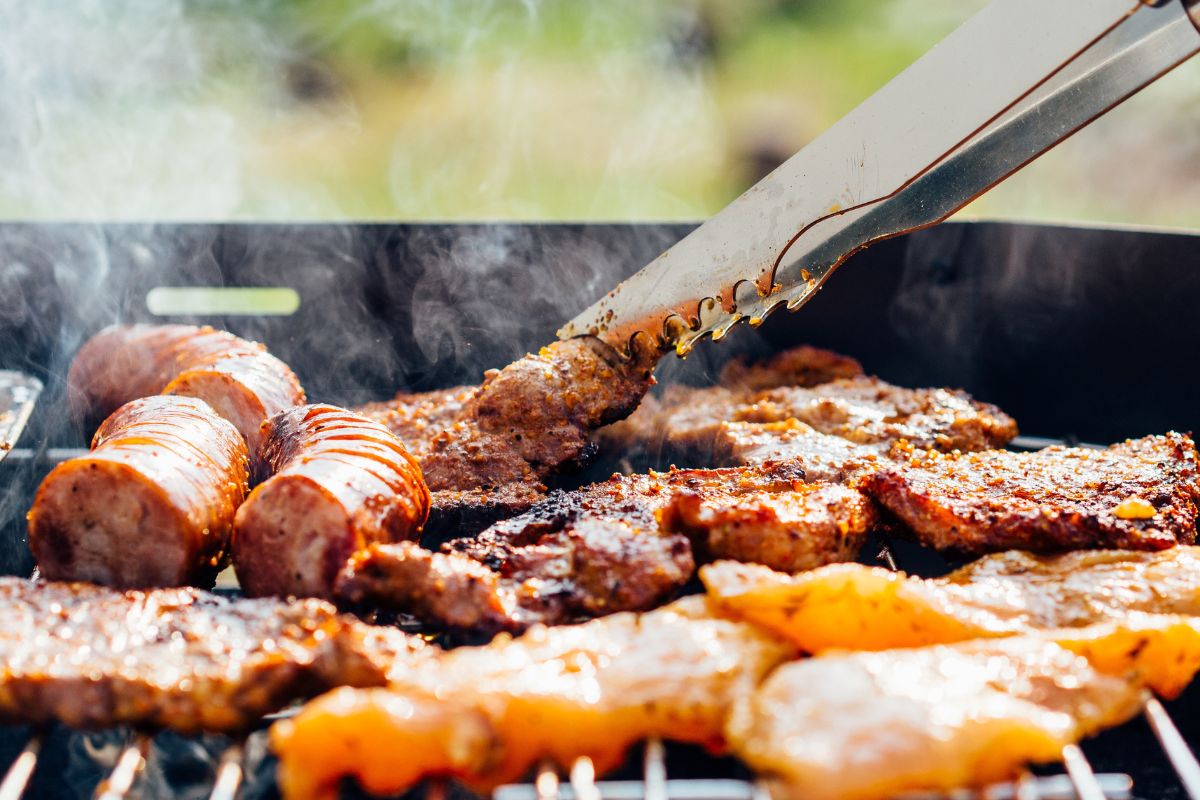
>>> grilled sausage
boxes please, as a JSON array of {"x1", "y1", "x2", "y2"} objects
[
  {"x1": 233, "y1": 405, "x2": 430, "y2": 599},
  {"x1": 68, "y1": 323, "x2": 306, "y2": 459},
  {"x1": 28, "y1": 396, "x2": 250, "y2": 588}
]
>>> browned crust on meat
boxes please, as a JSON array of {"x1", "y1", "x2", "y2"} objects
[
  {"x1": 356, "y1": 339, "x2": 654, "y2": 503},
  {"x1": 233, "y1": 405, "x2": 430, "y2": 599},
  {"x1": 861, "y1": 434, "x2": 1200, "y2": 555},
  {"x1": 596, "y1": 346, "x2": 1016, "y2": 477},
  {"x1": 424, "y1": 484, "x2": 548, "y2": 544},
  {"x1": 68, "y1": 324, "x2": 306, "y2": 461},
  {"x1": 0, "y1": 577, "x2": 431, "y2": 733},
  {"x1": 337, "y1": 459, "x2": 881, "y2": 634},
  {"x1": 661, "y1": 484, "x2": 876, "y2": 573},
  {"x1": 718, "y1": 345, "x2": 864, "y2": 390},
  {"x1": 28, "y1": 396, "x2": 250, "y2": 588}
]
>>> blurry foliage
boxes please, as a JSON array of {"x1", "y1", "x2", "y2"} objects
[{"x1": 0, "y1": 0, "x2": 1197, "y2": 226}]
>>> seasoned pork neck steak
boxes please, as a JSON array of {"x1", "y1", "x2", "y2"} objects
[
  {"x1": 358, "y1": 338, "x2": 656, "y2": 532},
  {"x1": 336, "y1": 461, "x2": 875, "y2": 634},
  {"x1": 862, "y1": 433, "x2": 1200, "y2": 554},
  {"x1": 0, "y1": 578, "x2": 429, "y2": 733}
]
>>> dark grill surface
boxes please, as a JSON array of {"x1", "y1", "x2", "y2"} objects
[{"x1": 1, "y1": 221, "x2": 1199, "y2": 798}]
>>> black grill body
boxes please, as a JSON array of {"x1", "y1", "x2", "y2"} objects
[{"x1": 0, "y1": 220, "x2": 1198, "y2": 798}]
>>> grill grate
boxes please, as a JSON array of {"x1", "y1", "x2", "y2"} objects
[{"x1": 3, "y1": 438, "x2": 1200, "y2": 799}]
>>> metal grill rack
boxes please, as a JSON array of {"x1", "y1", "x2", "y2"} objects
[{"x1": 0, "y1": 384, "x2": 1198, "y2": 800}]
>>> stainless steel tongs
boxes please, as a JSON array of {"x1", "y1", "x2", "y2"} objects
[{"x1": 560, "y1": 0, "x2": 1200, "y2": 360}]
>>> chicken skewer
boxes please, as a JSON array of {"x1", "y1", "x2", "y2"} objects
[{"x1": 711, "y1": 546, "x2": 1200, "y2": 799}]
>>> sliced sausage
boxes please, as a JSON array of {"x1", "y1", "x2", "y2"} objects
[
  {"x1": 233, "y1": 404, "x2": 430, "y2": 599},
  {"x1": 28, "y1": 395, "x2": 250, "y2": 588},
  {"x1": 68, "y1": 323, "x2": 306, "y2": 458}
]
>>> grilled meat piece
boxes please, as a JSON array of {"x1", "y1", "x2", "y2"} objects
[
  {"x1": 0, "y1": 577, "x2": 429, "y2": 734},
  {"x1": 599, "y1": 346, "x2": 1015, "y2": 483},
  {"x1": 363, "y1": 338, "x2": 654, "y2": 487},
  {"x1": 232, "y1": 405, "x2": 430, "y2": 600},
  {"x1": 728, "y1": 636, "x2": 1144, "y2": 800},
  {"x1": 702, "y1": 546, "x2": 1200, "y2": 655},
  {"x1": 338, "y1": 523, "x2": 694, "y2": 635},
  {"x1": 711, "y1": 420, "x2": 890, "y2": 482},
  {"x1": 663, "y1": 375, "x2": 1017, "y2": 467},
  {"x1": 862, "y1": 433, "x2": 1200, "y2": 554},
  {"x1": 717, "y1": 345, "x2": 865, "y2": 391},
  {"x1": 337, "y1": 462, "x2": 874, "y2": 633},
  {"x1": 68, "y1": 324, "x2": 306, "y2": 461},
  {"x1": 271, "y1": 596, "x2": 794, "y2": 799},
  {"x1": 594, "y1": 344, "x2": 861, "y2": 461},
  {"x1": 28, "y1": 396, "x2": 249, "y2": 589},
  {"x1": 426, "y1": 484, "x2": 549, "y2": 544},
  {"x1": 359, "y1": 338, "x2": 655, "y2": 532},
  {"x1": 462, "y1": 462, "x2": 871, "y2": 574},
  {"x1": 660, "y1": 484, "x2": 875, "y2": 573}
]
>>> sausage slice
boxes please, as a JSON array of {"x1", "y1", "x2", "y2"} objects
[
  {"x1": 68, "y1": 323, "x2": 306, "y2": 458},
  {"x1": 233, "y1": 405, "x2": 430, "y2": 599},
  {"x1": 28, "y1": 395, "x2": 250, "y2": 588}
]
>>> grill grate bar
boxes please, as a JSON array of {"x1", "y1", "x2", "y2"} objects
[
  {"x1": 208, "y1": 743, "x2": 244, "y2": 800},
  {"x1": 1144, "y1": 696, "x2": 1200, "y2": 799},
  {"x1": 496, "y1": 773, "x2": 1139, "y2": 800},
  {"x1": 536, "y1": 762, "x2": 560, "y2": 800},
  {"x1": 570, "y1": 757, "x2": 601, "y2": 800},
  {"x1": 93, "y1": 736, "x2": 147, "y2": 800},
  {"x1": 0, "y1": 734, "x2": 39, "y2": 800},
  {"x1": 1061, "y1": 742, "x2": 1107, "y2": 800},
  {"x1": 643, "y1": 739, "x2": 668, "y2": 800}
]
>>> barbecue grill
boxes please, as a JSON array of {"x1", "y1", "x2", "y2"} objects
[{"x1": 0, "y1": 219, "x2": 1198, "y2": 799}]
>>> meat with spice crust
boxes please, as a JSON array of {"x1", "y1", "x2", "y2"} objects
[
  {"x1": 861, "y1": 433, "x2": 1200, "y2": 555},
  {"x1": 663, "y1": 375, "x2": 1016, "y2": 467},
  {"x1": 599, "y1": 345, "x2": 1016, "y2": 472},
  {"x1": 336, "y1": 461, "x2": 875, "y2": 634},
  {"x1": 358, "y1": 338, "x2": 656, "y2": 533},
  {"x1": 0, "y1": 577, "x2": 430, "y2": 733}
]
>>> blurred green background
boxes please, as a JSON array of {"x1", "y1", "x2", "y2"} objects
[{"x1": 2, "y1": 0, "x2": 1198, "y2": 226}]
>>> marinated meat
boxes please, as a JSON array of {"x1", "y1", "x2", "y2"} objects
[
  {"x1": 426, "y1": 484, "x2": 549, "y2": 543},
  {"x1": 599, "y1": 346, "x2": 1015, "y2": 479},
  {"x1": 232, "y1": 405, "x2": 430, "y2": 599},
  {"x1": 594, "y1": 345, "x2": 863, "y2": 459},
  {"x1": 0, "y1": 577, "x2": 430, "y2": 733},
  {"x1": 711, "y1": 420, "x2": 890, "y2": 482},
  {"x1": 337, "y1": 526, "x2": 694, "y2": 635},
  {"x1": 702, "y1": 546, "x2": 1200, "y2": 654},
  {"x1": 28, "y1": 396, "x2": 249, "y2": 589},
  {"x1": 717, "y1": 345, "x2": 865, "y2": 391},
  {"x1": 337, "y1": 462, "x2": 874, "y2": 633},
  {"x1": 862, "y1": 433, "x2": 1200, "y2": 554},
  {"x1": 359, "y1": 338, "x2": 656, "y2": 531},
  {"x1": 664, "y1": 376, "x2": 1016, "y2": 467},
  {"x1": 68, "y1": 324, "x2": 306, "y2": 460},
  {"x1": 363, "y1": 338, "x2": 653, "y2": 487},
  {"x1": 660, "y1": 483, "x2": 876, "y2": 573},
  {"x1": 270, "y1": 596, "x2": 794, "y2": 799},
  {"x1": 727, "y1": 636, "x2": 1144, "y2": 800}
]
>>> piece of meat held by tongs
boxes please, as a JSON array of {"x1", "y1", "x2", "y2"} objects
[{"x1": 559, "y1": 0, "x2": 1200, "y2": 362}]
